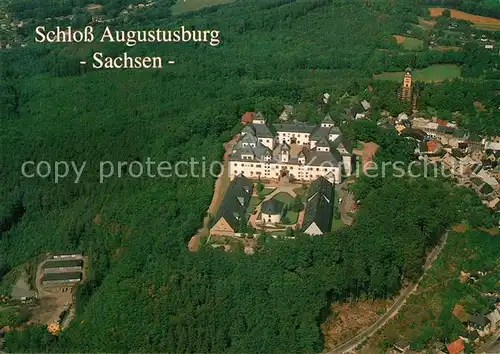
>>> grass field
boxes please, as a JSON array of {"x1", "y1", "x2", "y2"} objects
[
  {"x1": 282, "y1": 211, "x2": 298, "y2": 224},
  {"x1": 393, "y1": 35, "x2": 424, "y2": 50},
  {"x1": 429, "y1": 7, "x2": 500, "y2": 31},
  {"x1": 272, "y1": 192, "x2": 293, "y2": 205},
  {"x1": 374, "y1": 64, "x2": 461, "y2": 83},
  {"x1": 249, "y1": 197, "x2": 263, "y2": 207},
  {"x1": 259, "y1": 187, "x2": 276, "y2": 197},
  {"x1": 417, "y1": 17, "x2": 436, "y2": 30},
  {"x1": 171, "y1": 0, "x2": 235, "y2": 15}
]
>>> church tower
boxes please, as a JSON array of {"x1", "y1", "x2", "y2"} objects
[
  {"x1": 398, "y1": 67, "x2": 418, "y2": 110},
  {"x1": 400, "y1": 68, "x2": 413, "y2": 102}
]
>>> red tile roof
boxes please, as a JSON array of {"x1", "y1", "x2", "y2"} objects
[
  {"x1": 427, "y1": 140, "x2": 438, "y2": 152},
  {"x1": 436, "y1": 119, "x2": 449, "y2": 126},
  {"x1": 447, "y1": 338, "x2": 464, "y2": 354},
  {"x1": 241, "y1": 111, "x2": 255, "y2": 124}
]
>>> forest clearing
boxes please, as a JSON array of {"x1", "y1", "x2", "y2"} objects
[
  {"x1": 374, "y1": 64, "x2": 461, "y2": 82},
  {"x1": 392, "y1": 35, "x2": 424, "y2": 50},
  {"x1": 171, "y1": 0, "x2": 235, "y2": 15}
]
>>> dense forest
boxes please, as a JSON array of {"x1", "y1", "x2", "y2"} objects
[{"x1": 0, "y1": 0, "x2": 498, "y2": 352}]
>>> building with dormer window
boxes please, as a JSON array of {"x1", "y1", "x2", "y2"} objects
[{"x1": 228, "y1": 112, "x2": 353, "y2": 183}]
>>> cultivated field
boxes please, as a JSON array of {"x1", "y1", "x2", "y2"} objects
[
  {"x1": 429, "y1": 7, "x2": 500, "y2": 31},
  {"x1": 393, "y1": 35, "x2": 423, "y2": 50},
  {"x1": 374, "y1": 64, "x2": 461, "y2": 83},
  {"x1": 171, "y1": 0, "x2": 235, "y2": 15}
]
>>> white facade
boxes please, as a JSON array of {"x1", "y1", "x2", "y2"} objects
[
  {"x1": 276, "y1": 131, "x2": 310, "y2": 145},
  {"x1": 304, "y1": 222, "x2": 322, "y2": 235},
  {"x1": 262, "y1": 212, "x2": 281, "y2": 224},
  {"x1": 258, "y1": 137, "x2": 274, "y2": 150},
  {"x1": 229, "y1": 113, "x2": 350, "y2": 184},
  {"x1": 228, "y1": 160, "x2": 340, "y2": 184}
]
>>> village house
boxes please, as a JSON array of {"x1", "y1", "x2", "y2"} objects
[
  {"x1": 430, "y1": 341, "x2": 446, "y2": 354},
  {"x1": 447, "y1": 338, "x2": 465, "y2": 354},
  {"x1": 228, "y1": 112, "x2": 354, "y2": 184},
  {"x1": 459, "y1": 330, "x2": 480, "y2": 345},
  {"x1": 302, "y1": 176, "x2": 334, "y2": 236},
  {"x1": 466, "y1": 314, "x2": 491, "y2": 337},
  {"x1": 361, "y1": 99, "x2": 371, "y2": 111},
  {"x1": 210, "y1": 174, "x2": 253, "y2": 236},
  {"x1": 486, "y1": 304, "x2": 500, "y2": 330},
  {"x1": 391, "y1": 339, "x2": 410, "y2": 354}
]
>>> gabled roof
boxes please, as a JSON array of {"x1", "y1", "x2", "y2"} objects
[
  {"x1": 230, "y1": 140, "x2": 273, "y2": 162},
  {"x1": 212, "y1": 175, "x2": 253, "y2": 232},
  {"x1": 469, "y1": 314, "x2": 491, "y2": 328},
  {"x1": 280, "y1": 143, "x2": 290, "y2": 152},
  {"x1": 241, "y1": 132, "x2": 258, "y2": 145},
  {"x1": 254, "y1": 111, "x2": 265, "y2": 121},
  {"x1": 239, "y1": 145, "x2": 254, "y2": 156},
  {"x1": 437, "y1": 125, "x2": 456, "y2": 134},
  {"x1": 253, "y1": 122, "x2": 274, "y2": 138},
  {"x1": 401, "y1": 128, "x2": 427, "y2": 141},
  {"x1": 242, "y1": 124, "x2": 256, "y2": 135},
  {"x1": 331, "y1": 135, "x2": 353, "y2": 154},
  {"x1": 452, "y1": 303, "x2": 469, "y2": 323},
  {"x1": 317, "y1": 137, "x2": 330, "y2": 148},
  {"x1": 447, "y1": 338, "x2": 464, "y2": 354},
  {"x1": 322, "y1": 113, "x2": 334, "y2": 123},
  {"x1": 275, "y1": 122, "x2": 317, "y2": 133},
  {"x1": 311, "y1": 126, "x2": 331, "y2": 140},
  {"x1": 241, "y1": 111, "x2": 255, "y2": 124},
  {"x1": 302, "y1": 177, "x2": 334, "y2": 234},
  {"x1": 394, "y1": 340, "x2": 410, "y2": 351}
]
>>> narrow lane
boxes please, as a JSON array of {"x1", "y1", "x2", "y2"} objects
[{"x1": 327, "y1": 231, "x2": 449, "y2": 354}]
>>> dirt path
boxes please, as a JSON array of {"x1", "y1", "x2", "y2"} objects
[{"x1": 188, "y1": 134, "x2": 240, "y2": 251}]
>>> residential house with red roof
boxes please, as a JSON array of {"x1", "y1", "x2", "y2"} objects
[
  {"x1": 447, "y1": 338, "x2": 465, "y2": 354},
  {"x1": 240, "y1": 111, "x2": 255, "y2": 125}
]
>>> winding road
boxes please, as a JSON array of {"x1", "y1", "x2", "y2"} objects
[{"x1": 327, "y1": 231, "x2": 449, "y2": 354}]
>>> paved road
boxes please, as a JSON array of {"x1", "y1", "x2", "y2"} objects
[
  {"x1": 327, "y1": 231, "x2": 449, "y2": 354},
  {"x1": 476, "y1": 333, "x2": 500, "y2": 354}
]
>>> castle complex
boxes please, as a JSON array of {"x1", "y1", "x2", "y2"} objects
[{"x1": 228, "y1": 112, "x2": 354, "y2": 184}]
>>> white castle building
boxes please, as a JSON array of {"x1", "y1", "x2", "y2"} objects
[{"x1": 228, "y1": 112, "x2": 353, "y2": 184}]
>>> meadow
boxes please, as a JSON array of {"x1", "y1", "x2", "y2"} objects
[
  {"x1": 393, "y1": 35, "x2": 424, "y2": 51},
  {"x1": 374, "y1": 64, "x2": 461, "y2": 83},
  {"x1": 171, "y1": 0, "x2": 235, "y2": 15}
]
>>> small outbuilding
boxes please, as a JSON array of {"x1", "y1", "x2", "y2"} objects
[{"x1": 261, "y1": 199, "x2": 284, "y2": 224}]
